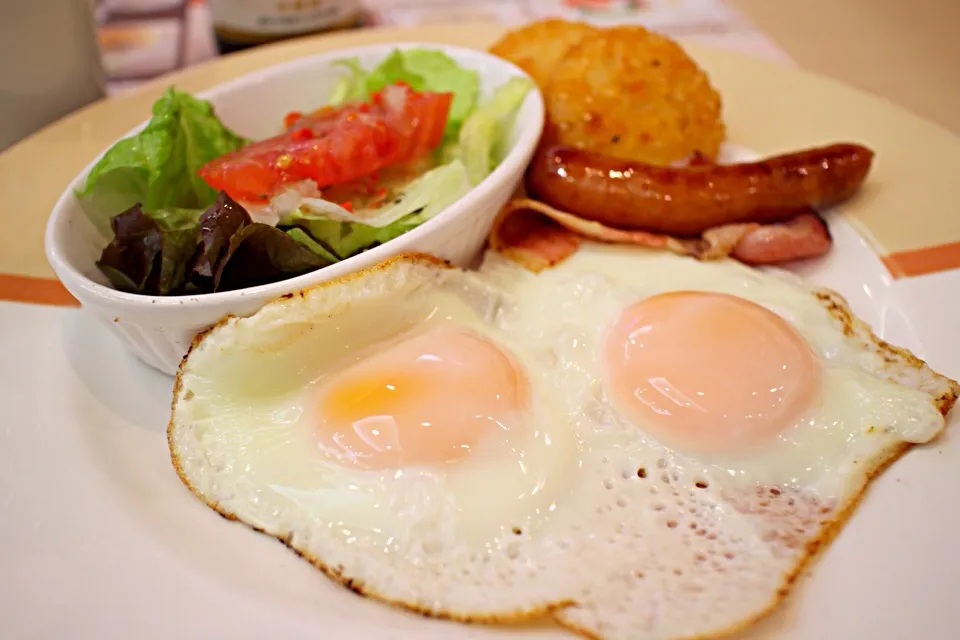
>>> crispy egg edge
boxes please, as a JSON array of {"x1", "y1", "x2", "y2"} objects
[
  {"x1": 166, "y1": 251, "x2": 960, "y2": 638},
  {"x1": 552, "y1": 285, "x2": 960, "y2": 640},
  {"x1": 166, "y1": 252, "x2": 575, "y2": 625}
]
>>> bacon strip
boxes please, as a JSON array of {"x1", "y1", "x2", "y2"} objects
[
  {"x1": 489, "y1": 197, "x2": 832, "y2": 273},
  {"x1": 731, "y1": 212, "x2": 833, "y2": 265}
]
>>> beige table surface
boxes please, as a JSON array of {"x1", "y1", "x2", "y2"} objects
[
  {"x1": 2, "y1": 14, "x2": 959, "y2": 307},
  {"x1": 730, "y1": 0, "x2": 960, "y2": 135}
]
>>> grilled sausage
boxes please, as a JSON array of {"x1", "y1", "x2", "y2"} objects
[{"x1": 525, "y1": 143, "x2": 874, "y2": 235}]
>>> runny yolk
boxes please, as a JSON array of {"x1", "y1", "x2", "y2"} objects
[
  {"x1": 602, "y1": 291, "x2": 821, "y2": 453},
  {"x1": 315, "y1": 328, "x2": 528, "y2": 469}
]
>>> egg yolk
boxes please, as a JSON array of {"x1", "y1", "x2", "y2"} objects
[
  {"x1": 602, "y1": 291, "x2": 821, "y2": 452},
  {"x1": 315, "y1": 328, "x2": 528, "y2": 469}
]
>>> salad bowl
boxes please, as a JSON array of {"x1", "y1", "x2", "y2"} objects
[{"x1": 44, "y1": 42, "x2": 544, "y2": 375}]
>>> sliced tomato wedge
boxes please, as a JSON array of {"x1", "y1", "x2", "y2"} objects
[{"x1": 198, "y1": 83, "x2": 453, "y2": 203}]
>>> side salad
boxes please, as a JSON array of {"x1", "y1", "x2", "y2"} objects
[{"x1": 76, "y1": 48, "x2": 532, "y2": 296}]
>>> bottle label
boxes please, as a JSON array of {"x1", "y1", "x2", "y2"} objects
[{"x1": 210, "y1": 0, "x2": 362, "y2": 37}]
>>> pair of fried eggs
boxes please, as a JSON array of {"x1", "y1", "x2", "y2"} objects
[{"x1": 169, "y1": 243, "x2": 957, "y2": 640}]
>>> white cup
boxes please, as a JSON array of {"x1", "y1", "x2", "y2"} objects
[{"x1": 0, "y1": 0, "x2": 107, "y2": 150}]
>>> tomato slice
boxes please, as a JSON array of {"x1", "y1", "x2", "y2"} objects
[{"x1": 198, "y1": 83, "x2": 453, "y2": 202}]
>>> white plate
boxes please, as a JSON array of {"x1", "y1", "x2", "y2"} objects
[
  {"x1": 2, "y1": 31, "x2": 960, "y2": 640},
  {"x1": 4, "y1": 196, "x2": 959, "y2": 640}
]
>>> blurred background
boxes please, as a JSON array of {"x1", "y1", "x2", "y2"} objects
[
  {"x1": 0, "y1": 0, "x2": 784, "y2": 149},
  {"x1": 2, "y1": 0, "x2": 957, "y2": 151},
  {"x1": 94, "y1": 0, "x2": 780, "y2": 94}
]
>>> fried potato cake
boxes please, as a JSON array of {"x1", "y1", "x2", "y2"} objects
[
  {"x1": 488, "y1": 19, "x2": 598, "y2": 90},
  {"x1": 544, "y1": 25, "x2": 725, "y2": 165}
]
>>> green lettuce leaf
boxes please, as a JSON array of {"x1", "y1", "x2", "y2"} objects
[
  {"x1": 150, "y1": 206, "x2": 206, "y2": 230},
  {"x1": 285, "y1": 227, "x2": 340, "y2": 263},
  {"x1": 458, "y1": 76, "x2": 533, "y2": 185},
  {"x1": 328, "y1": 49, "x2": 480, "y2": 135},
  {"x1": 400, "y1": 49, "x2": 479, "y2": 134},
  {"x1": 285, "y1": 212, "x2": 426, "y2": 261},
  {"x1": 290, "y1": 159, "x2": 470, "y2": 229},
  {"x1": 328, "y1": 58, "x2": 369, "y2": 106},
  {"x1": 365, "y1": 50, "x2": 429, "y2": 93},
  {"x1": 77, "y1": 87, "x2": 248, "y2": 237},
  {"x1": 280, "y1": 159, "x2": 470, "y2": 259}
]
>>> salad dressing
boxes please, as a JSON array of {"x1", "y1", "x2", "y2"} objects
[{"x1": 74, "y1": 49, "x2": 531, "y2": 297}]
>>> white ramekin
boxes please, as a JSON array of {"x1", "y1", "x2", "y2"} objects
[{"x1": 44, "y1": 43, "x2": 544, "y2": 376}]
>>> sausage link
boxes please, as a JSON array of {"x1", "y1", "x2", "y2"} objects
[{"x1": 526, "y1": 143, "x2": 874, "y2": 235}]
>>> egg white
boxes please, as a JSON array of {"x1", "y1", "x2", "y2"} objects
[
  {"x1": 171, "y1": 257, "x2": 659, "y2": 619},
  {"x1": 169, "y1": 247, "x2": 956, "y2": 640},
  {"x1": 483, "y1": 244, "x2": 945, "y2": 495},
  {"x1": 478, "y1": 244, "x2": 954, "y2": 639}
]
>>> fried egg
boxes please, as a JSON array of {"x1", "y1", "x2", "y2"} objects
[
  {"x1": 481, "y1": 243, "x2": 958, "y2": 638},
  {"x1": 168, "y1": 246, "x2": 958, "y2": 639},
  {"x1": 171, "y1": 256, "x2": 663, "y2": 619}
]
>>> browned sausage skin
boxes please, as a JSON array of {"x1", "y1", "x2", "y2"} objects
[{"x1": 526, "y1": 143, "x2": 874, "y2": 235}]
